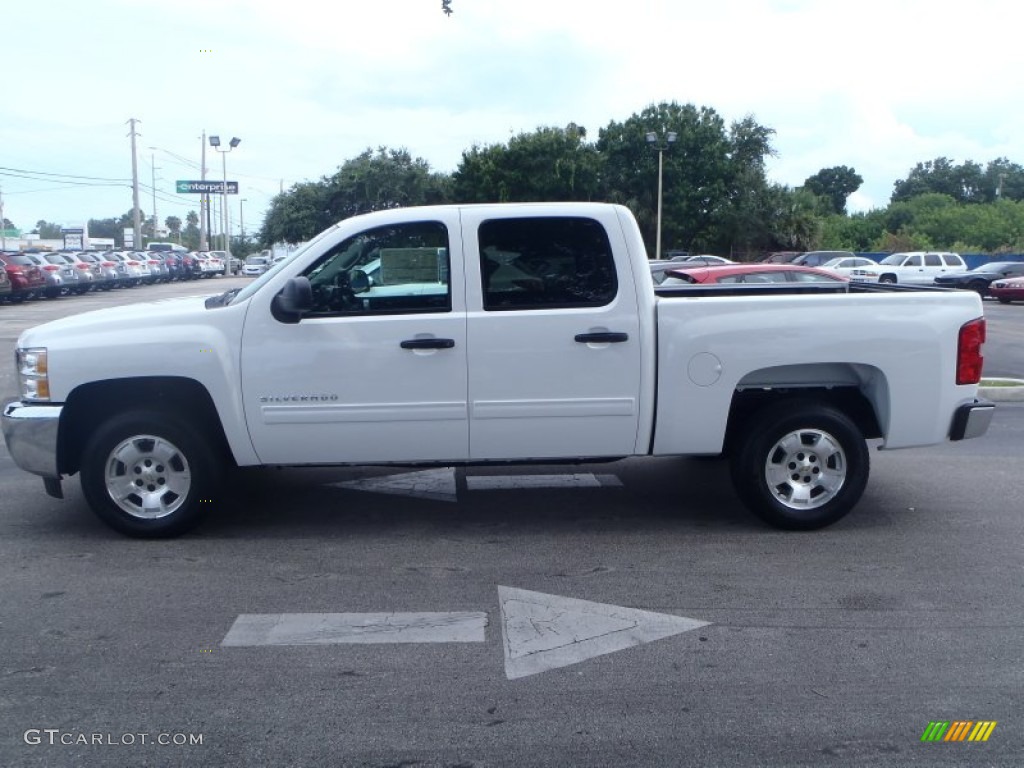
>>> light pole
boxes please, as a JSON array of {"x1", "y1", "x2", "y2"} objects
[
  {"x1": 209, "y1": 135, "x2": 240, "y2": 275},
  {"x1": 645, "y1": 129, "x2": 677, "y2": 261},
  {"x1": 200, "y1": 130, "x2": 208, "y2": 251},
  {"x1": 239, "y1": 198, "x2": 247, "y2": 239}
]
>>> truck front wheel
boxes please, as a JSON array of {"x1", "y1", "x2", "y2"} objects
[
  {"x1": 80, "y1": 410, "x2": 222, "y2": 538},
  {"x1": 730, "y1": 402, "x2": 869, "y2": 530}
]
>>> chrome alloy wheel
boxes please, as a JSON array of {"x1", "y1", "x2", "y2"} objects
[
  {"x1": 763, "y1": 428, "x2": 846, "y2": 510},
  {"x1": 104, "y1": 434, "x2": 192, "y2": 519}
]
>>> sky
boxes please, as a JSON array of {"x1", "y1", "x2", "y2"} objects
[{"x1": 1, "y1": 0, "x2": 1020, "y2": 240}]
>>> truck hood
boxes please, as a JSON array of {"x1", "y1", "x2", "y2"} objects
[{"x1": 17, "y1": 295, "x2": 219, "y2": 348}]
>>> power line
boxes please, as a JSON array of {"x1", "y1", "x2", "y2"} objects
[
  {"x1": 0, "y1": 171, "x2": 127, "y2": 187},
  {"x1": 0, "y1": 165, "x2": 130, "y2": 183}
]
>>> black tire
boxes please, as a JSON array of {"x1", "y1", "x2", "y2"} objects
[
  {"x1": 879, "y1": 275, "x2": 896, "y2": 284},
  {"x1": 80, "y1": 410, "x2": 223, "y2": 538},
  {"x1": 997, "y1": 297, "x2": 1011, "y2": 304},
  {"x1": 968, "y1": 280, "x2": 987, "y2": 297},
  {"x1": 730, "y1": 401, "x2": 869, "y2": 530}
]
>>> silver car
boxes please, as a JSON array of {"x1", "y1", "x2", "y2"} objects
[
  {"x1": 132, "y1": 251, "x2": 164, "y2": 284},
  {"x1": 110, "y1": 252, "x2": 149, "y2": 286},
  {"x1": 77, "y1": 252, "x2": 118, "y2": 290},
  {"x1": 60, "y1": 252, "x2": 103, "y2": 291},
  {"x1": 25, "y1": 253, "x2": 77, "y2": 297}
]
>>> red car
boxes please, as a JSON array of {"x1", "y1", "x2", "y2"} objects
[
  {"x1": 989, "y1": 276, "x2": 1024, "y2": 304},
  {"x1": 0, "y1": 253, "x2": 47, "y2": 302},
  {"x1": 662, "y1": 262, "x2": 850, "y2": 285}
]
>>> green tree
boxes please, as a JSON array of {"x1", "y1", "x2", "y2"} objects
[
  {"x1": 819, "y1": 209, "x2": 887, "y2": 251},
  {"x1": 165, "y1": 215, "x2": 183, "y2": 242},
  {"x1": 761, "y1": 186, "x2": 823, "y2": 251},
  {"x1": 453, "y1": 123, "x2": 601, "y2": 203},
  {"x1": 597, "y1": 102, "x2": 767, "y2": 255},
  {"x1": 803, "y1": 165, "x2": 863, "y2": 215},
  {"x1": 260, "y1": 181, "x2": 332, "y2": 245},
  {"x1": 33, "y1": 220, "x2": 64, "y2": 238},
  {"x1": 892, "y1": 157, "x2": 985, "y2": 204},
  {"x1": 260, "y1": 148, "x2": 450, "y2": 244},
  {"x1": 182, "y1": 210, "x2": 200, "y2": 250},
  {"x1": 983, "y1": 158, "x2": 1024, "y2": 202}
]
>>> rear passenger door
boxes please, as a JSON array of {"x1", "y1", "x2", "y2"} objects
[{"x1": 461, "y1": 208, "x2": 643, "y2": 460}]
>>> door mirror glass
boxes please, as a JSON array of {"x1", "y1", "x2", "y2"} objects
[
  {"x1": 271, "y1": 276, "x2": 313, "y2": 324},
  {"x1": 349, "y1": 269, "x2": 370, "y2": 294}
]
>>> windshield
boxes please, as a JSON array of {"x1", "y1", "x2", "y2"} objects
[{"x1": 228, "y1": 227, "x2": 339, "y2": 305}]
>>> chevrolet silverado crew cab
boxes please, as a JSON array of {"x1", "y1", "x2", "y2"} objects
[{"x1": 2, "y1": 203, "x2": 994, "y2": 537}]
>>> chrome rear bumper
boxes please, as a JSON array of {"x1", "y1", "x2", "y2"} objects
[{"x1": 949, "y1": 399, "x2": 995, "y2": 441}]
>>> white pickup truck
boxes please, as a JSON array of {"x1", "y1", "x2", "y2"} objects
[{"x1": 3, "y1": 203, "x2": 994, "y2": 537}]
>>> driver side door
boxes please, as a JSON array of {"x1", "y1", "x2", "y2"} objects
[{"x1": 240, "y1": 215, "x2": 469, "y2": 465}]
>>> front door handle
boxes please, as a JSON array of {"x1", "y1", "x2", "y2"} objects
[
  {"x1": 574, "y1": 332, "x2": 629, "y2": 344},
  {"x1": 400, "y1": 338, "x2": 455, "y2": 350}
]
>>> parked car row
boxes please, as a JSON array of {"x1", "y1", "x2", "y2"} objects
[
  {"x1": 652, "y1": 253, "x2": 1024, "y2": 304},
  {"x1": 0, "y1": 249, "x2": 233, "y2": 303},
  {"x1": 757, "y1": 250, "x2": 1024, "y2": 300}
]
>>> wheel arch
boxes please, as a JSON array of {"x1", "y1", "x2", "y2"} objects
[
  {"x1": 58, "y1": 376, "x2": 235, "y2": 476},
  {"x1": 724, "y1": 363, "x2": 887, "y2": 454}
]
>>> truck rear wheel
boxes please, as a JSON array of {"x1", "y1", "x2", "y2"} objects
[
  {"x1": 80, "y1": 410, "x2": 222, "y2": 538},
  {"x1": 730, "y1": 402, "x2": 869, "y2": 530}
]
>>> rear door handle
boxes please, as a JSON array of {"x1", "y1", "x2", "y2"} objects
[
  {"x1": 400, "y1": 338, "x2": 455, "y2": 350},
  {"x1": 574, "y1": 332, "x2": 629, "y2": 344}
]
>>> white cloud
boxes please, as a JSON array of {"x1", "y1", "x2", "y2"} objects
[{"x1": 2, "y1": 0, "x2": 1021, "y2": 231}]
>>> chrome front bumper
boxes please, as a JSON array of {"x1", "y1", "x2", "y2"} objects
[
  {"x1": 2, "y1": 401, "x2": 63, "y2": 479},
  {"x1": 949, "y1": 398, "x2": 995, "y2": 441}
]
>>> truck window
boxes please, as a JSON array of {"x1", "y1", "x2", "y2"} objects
[
  {"x1": 302, "y1": 221, "x2": 450, "y2": 316},
  {"x1": 924, "y1": 254, "x2": 942, "y2": 267},
  {"x1": 477, "y1": 216, "x2": 617, "y2": 311}
]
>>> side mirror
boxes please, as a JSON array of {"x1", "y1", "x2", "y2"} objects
[
  {"x1": 271, "y1": 276, "x2": 313, "y2": 324},
  {"x1": 349, "y1": 269, "x2": 370, "y2": 294}
]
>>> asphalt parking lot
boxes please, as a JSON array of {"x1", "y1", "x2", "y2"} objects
[{"x1": 1, "y1": 282, "x2": 1022, "y2": 767}]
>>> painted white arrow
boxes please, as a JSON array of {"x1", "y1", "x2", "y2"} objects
[
  {"x1": 498, "y1": 586, "x2": 710, "y2": 679},
  {"x1": 331, "y1": 468, "x2": 457, "y2": 502},
  {"x1": 220, "y1": 588, "x2": 710, "y2": 680},
  {"x1": 330, "y1": 468, "x2": 622, "y2": 503}
]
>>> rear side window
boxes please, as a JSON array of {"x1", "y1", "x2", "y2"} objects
[
  {"x1": 942, "y1": 254, "x2": 962, "y2": 266},
  {"x1": 924, "y1": 254, "x2": 942, "y2": 267},
  {"x1": 478, "y1": 217, "x2": 617, "y2": 310}
]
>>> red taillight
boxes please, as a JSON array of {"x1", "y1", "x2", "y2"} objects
[
  {"x1": 102, "y1": 261, "x2": 115, "y2": 267},
  {"x1": 76, "y1": 263, "x2": 90, "y2": 270},
  {"x1": 42, "y1": 265, "x2": 59, "y2": 271},
  {"x1": 956, "y1": 317, "x2": 985, "y2": 385}
]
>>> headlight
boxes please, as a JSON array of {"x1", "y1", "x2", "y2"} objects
[{"x1": 17, "y1": 347, "x2": 50, "y2": 401}]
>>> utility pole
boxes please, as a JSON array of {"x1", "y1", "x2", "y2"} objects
[
  {"x1": 150, "y1": 153, "x2": 159, "y2": 243},
  {"x1": 127, "y1": 118, "x2": 142, "y2": 249},
  {"x1": 199, "y1": 129, "x2": 208, "y2": 251}
]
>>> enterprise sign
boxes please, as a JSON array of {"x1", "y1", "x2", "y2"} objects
[{"x1": 176, "y1": 180, "x2": 239, "y2": 194}]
